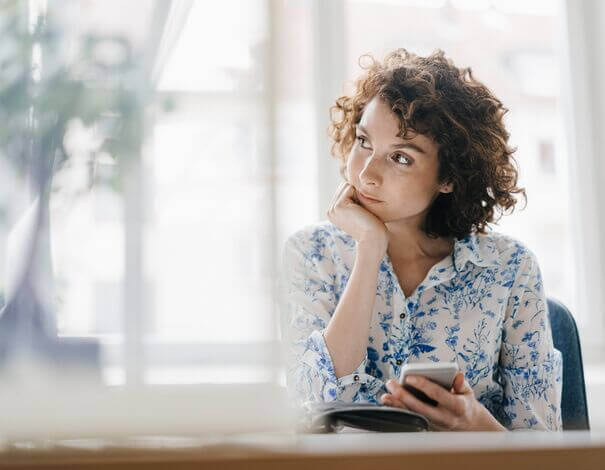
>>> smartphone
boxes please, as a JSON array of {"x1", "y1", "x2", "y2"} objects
[{"x1": 398, "y1": 362, "x2": 459, "y2": 407}]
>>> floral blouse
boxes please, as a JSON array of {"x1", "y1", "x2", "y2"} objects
[{"x1": 281, "y1": 221, "x2": 562, "y2": 430}]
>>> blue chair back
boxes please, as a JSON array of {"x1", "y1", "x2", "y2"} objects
[{"x1": 547, "y1": 297, "x2": 590, "y2": 430}]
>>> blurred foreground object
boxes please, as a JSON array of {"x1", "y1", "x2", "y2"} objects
[
  {"x1": 0, "y1": 0, "x2": 294, "y2": 440},
  {"x1": 0, "y1": 0, "x2": 143, "y2": 376}
]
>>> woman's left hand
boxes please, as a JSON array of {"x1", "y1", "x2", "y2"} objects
[{"x1": 380, "y1": 372, "x2": 507, "y2": 431}]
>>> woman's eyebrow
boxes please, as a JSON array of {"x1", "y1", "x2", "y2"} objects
[
  {"x1": 392, "y1": 142, "x2": 426, "y2": 155},
  {"x1": 356, "y1": 124, "x2": 426, "y2": 154}
]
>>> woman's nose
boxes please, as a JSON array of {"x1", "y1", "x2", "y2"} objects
[{"x1": 359, "y1": 154, "x2": 382, "y2": 186}]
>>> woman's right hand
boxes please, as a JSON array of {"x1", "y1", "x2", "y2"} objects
[{"x1": 326, "y1": 182, "x2": 389, "y2": 257}]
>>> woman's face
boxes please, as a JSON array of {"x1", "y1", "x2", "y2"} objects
[{"x1": 345, "y1": 96, "x2": 452, "y2": 225}]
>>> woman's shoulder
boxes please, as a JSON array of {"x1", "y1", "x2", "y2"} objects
[
  {"x1": 285, "y1": 221, "x2": 353, "y2": 247},
  {"x1": 473, "y1": 230, "x2": 540, "y2": 271},
  {"x1": 283, "y1": 221, "x2": 355, "y2": 262}
]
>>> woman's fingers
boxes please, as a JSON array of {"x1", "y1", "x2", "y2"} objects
[
  {"x1": 328, "y1": 181, "x2": 350, "y2": 210},
  {"x1": 328, "y1": 185, "x2": 358, "y2": 223},
  {"x1": 325, "y1": 179, "x2": 388, "y2": 255},
  {"x1": 327, "y1": 183, "x2": 356, "y2": 227},
  {"x1": 398, "y1": 385, "x2": 456, "y2": 428},
  {"x1": 385, "y1": 378, "x2": 456, "y2": 429},
  {"x1": 384, "y1": 377, "x2": 493, "y2": 432},
  {"x1": 404, "y1": 375, "x2": 459, "y2": 410},
  {"x1": 335, "y1": 183, "x2": 356, "y2": 207},
  {"x1": 451, "y1": 371, "x2": 472, "y2": 394},
  {"x1": 380, "y1": 392, "x2": 409, "y2": 410}
]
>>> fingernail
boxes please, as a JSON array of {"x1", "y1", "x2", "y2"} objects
[{"x1": 406, "y1": 376, "x2": 418, "y2": 385}]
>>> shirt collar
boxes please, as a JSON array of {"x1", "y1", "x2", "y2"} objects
[
  {"x1": 378, "y1": 232, "x2": 500, "y2": 297},
  {"x1": 452, "y1": 232, "x2": 500, "y2": 272}
]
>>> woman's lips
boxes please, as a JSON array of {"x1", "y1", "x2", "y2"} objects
[{"x1": 358, "y1": 191, "x2": 383, "y2": 203}]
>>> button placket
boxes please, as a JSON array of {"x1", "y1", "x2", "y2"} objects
[{"x1": 391, "y1": 276, "x2": 405, "y2": 326}]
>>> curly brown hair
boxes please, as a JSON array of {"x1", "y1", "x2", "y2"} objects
[{"x1": 329, "y1": 48, "x2": 525, "y2": 240}]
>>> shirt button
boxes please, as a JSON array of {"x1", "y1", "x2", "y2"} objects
[
  {"x1": 353, "y1": 375, "x2": 360, "y2": 382},
  {"x1": 396, "y1": 360, "x2": 402, "y2": 366},
  {"x1": 400, "y1": 312, "x2": 406, "y2": 319}
]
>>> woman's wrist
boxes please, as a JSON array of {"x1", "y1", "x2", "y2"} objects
[
  {"x1": 474, "y1": 405, "x2": 508, "y2": 431},
  {"x1": 356, "y1": 239, "x2": 387, "y2": 262}
]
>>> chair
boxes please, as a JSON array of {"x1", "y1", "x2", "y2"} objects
[{"x1": 546, "y1": 297, "x2": 590, "y2": 430}]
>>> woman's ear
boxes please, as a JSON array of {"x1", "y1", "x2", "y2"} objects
[{"x1": 440, "y1": 181, "x2": 454, "y2": 194}]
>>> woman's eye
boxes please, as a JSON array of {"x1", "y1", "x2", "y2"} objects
[
  {"x1": 356, "y1": 135, "x2": 371, "y2": 149},
  {"x1": 393, "y1": 153, "x2": 412, "y2": 165}
]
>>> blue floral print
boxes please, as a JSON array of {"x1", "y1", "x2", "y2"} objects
[{"x1": 281, "y1": 221, "x2": 562, "y2": 430}]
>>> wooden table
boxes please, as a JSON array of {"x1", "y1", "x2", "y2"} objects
[{"x1": 1, "y1": 431, "x2": 604, "y2": 469}]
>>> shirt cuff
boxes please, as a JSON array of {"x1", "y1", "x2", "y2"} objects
[{"x1": 300, "y1": 329, "x2": 380, "y2": 402}]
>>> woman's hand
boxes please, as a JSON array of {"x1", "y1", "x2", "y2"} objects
[
  {"x1": 327, "y1": 181, "x2": 389, "y2": 257},
  {"x1": 380, "y1": 372, "x2": 507, "y2": 431}
]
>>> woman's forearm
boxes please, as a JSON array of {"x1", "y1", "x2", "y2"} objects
[{"x1": 324, "y1": 243, "x2": 383, "y2": 378}]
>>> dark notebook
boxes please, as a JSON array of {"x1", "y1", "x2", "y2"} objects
[{"x1": 301, "y1": 402, "x2": 429, "y2": 433}]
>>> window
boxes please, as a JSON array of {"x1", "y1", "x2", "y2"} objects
[{"x1": 8, "y1": 0, "x2": 598, "y2": 394}]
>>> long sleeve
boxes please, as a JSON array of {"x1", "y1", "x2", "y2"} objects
[
  {"x1": 498, "y1": 249, "x2": 563, "y2": 430},
  {"x1": 279, "y1": 230, "x2": 385, "y2": 408}
]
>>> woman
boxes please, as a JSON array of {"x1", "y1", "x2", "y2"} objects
[{"x1": 281, "y1": 49, "x2": 562, "y2": 431}]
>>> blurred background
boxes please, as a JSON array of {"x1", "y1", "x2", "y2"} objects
[{"x1": 1, "y1": 0, "x2": 604, "y2": 432}]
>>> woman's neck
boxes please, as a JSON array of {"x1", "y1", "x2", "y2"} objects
[{"x1": 385, "y1": 219, "x2": 454, "y2": 263}]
